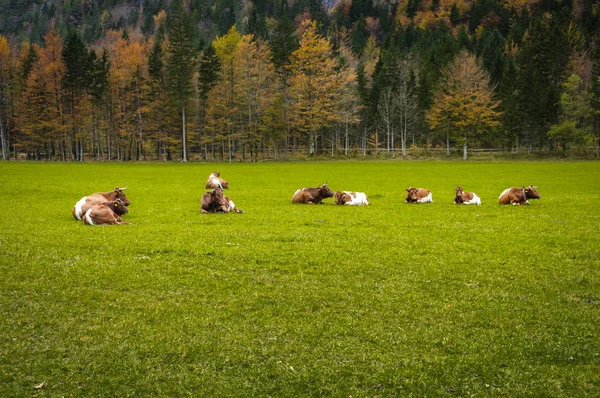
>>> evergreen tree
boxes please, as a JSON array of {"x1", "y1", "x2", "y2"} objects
[
  {"x1": 0, "y1": 35, "x2": 12, "y2": 160},
  {"x1": 269, "y1": 14, "x2": 298, "y2": 72},
  {"x1": 198, "y1": 45, "x2": 220, "y2": 159},
  {"x1": 62, "y1": 28, "x2": 91, "y2": 160},
  {"x1": 516, "y1": 12, "x2": 570, "y2": 148},
  {"x1": 247, "y1": 7, "x2": 267, "y2": 39},
  {"x1": 590, "y1": 49, "x2": 600, "y2": 156},
  {"x1": 166, "y1": 0, "x2": 197, "y2": 162},
  {"x1": 548, "y1": 74, "x2": 592, "y2": 151}
]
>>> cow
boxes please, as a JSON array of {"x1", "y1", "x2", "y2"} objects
[
  {"x1": 454, "y1": 186, "x2": 481, "y2": 205},
  {"x1": 73, "y1": 187, "x2": 130, "y2": 220},
  {"x1": 205, "y1": 172, "x2": 229, "y2": 189},
  {"x1": 201, "y1": 187, "x2": 243, "y2": 213},
  {"x1": 405, "y1": 187, "x2": 433, "y2": 203},
  {"x1": 83, "y1": 199, "x2": 130, "y2": 225},
  {"x1": 201, "y1": 187, "x2": 229, "y2": 213},
  {"x1": 498, "y1": 185, "x2": 540, "y2": 205},
  {"x1": 334, "y1": 191, "x2": 369, "y2": 206},
  {"x1": 292, "y1": 184, "x2": 334, "y2": 204}
]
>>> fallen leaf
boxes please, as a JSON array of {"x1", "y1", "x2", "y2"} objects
[{"x1": 34, "y1": 380, "x2": 46, "y2": 389}]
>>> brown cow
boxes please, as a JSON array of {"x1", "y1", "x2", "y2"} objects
[
  {"x1": 201, "y1": 187, "x2": 228, "y2": 213},
  {"x1": 334, "y1": 191, "x2": 369, "y2": 206},
  {"x1": 405, "y1": 187, "x2": 433, "y2": 203},
  {"x1": 454, "y1": 186, "x2": 481, "y2": 205},
  {"x1": 201, "y1": 187, "x2": 243, "y2": 213},
  {"x1": 205, "y1": 172, "x2": 229, "y2": 189},
  {"x1": 292, "y1": 184, "x2": 334, "y2": 204},
  {"x1": 73, "y1": 187, "x2": 130, "y2": 220},
  {"x1": 498, "y1": 185, "x2": 540, "y2": 205},
  {"x1": 83, "y1": 200, "x2": 130, "y2": 225}
]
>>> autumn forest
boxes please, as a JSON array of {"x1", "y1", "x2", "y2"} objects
[{"x1": 0, "y1": 0, "x2": 599, "y2": 161}]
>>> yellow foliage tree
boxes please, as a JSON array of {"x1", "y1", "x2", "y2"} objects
[
  {"x1": 107, "y1": 34, "x2": 149, "y2": 160},
  {"x1": 427, "y1": 49, "x2": 501, "y2": 159},
  {"x1": 288, "y1": 20, "x2": 356, "y2": 155}
]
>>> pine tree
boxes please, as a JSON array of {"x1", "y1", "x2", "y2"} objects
[
  {"x1": 166, "y1": 0, "x2": 197, "y2": 162},
  {"x1": 548, "y1": 74, "x2": 592, "y2": 152},
  {"x1": 62, "y1": 28, "x2": 91, "y2": 161},
  {"x1": 516, "y1": 11, "x2": 570, "y2": 149},
  {"x1": 198, "y1": 45, "x2": 221, "y2": 159},
  {"x1": 0, "y1": 35, "x2": 12, "y2": 160},
  {"x1": 590, "y1": 49, "x2": 600, "y2": 156}
]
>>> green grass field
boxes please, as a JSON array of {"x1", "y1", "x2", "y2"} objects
[{"x1": 1, "y1": 161, "x2": 599, "y2": 397}]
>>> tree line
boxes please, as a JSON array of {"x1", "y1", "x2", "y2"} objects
[{"x1": 0, "y1": 0, "x2": 599, "y2": 161}]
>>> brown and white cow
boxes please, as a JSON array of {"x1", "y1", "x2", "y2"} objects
[
  {"x1": 334, "y1": 191, "x2": 369, "y2": 206},
  {"x1": 201, "y1": 187, "x2": 243, "y2": 213},
  {"x1": 83, "y1": 199, "x2": 130, "y2": 225},
  {"x1": 498, "y1": 185, "x2": 540, "y2": 205},
  {"x1": 405, "y1": 187, "x2": 433, "y2": 203},
  {"x1": 454, "y1": 186, "x2": 481, "y2": 205},
  {"x1": 73, "y1": 187, "x2": 130, "y2": 220},
  {"x1": 292, "y1": 184, "x2": 334, "y2": 204},
  {"x1": 205, "y1": 172, "x2": 229, "y2": 189}
]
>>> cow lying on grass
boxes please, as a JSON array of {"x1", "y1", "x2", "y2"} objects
[
  {"x1": 83, "y1": 199, "x2": 130, "y2": 225},
  {"x1": 498, "y1": 185, "x2": 540, "y2": 205},
  {"x1": 73, "y1": 187, "x2": 130, "y2": 220},
  {"x1": 201, "y1": 187, "x2": 244, "y2": 213},
  {"x1": 454, "y1": 186, "x2": 481, "y2": 205},
  {"x1": 205, "y1": 172, "x2": 229, "y2": 189},
  {"x1": 405, "y1": 187, "x2": 433, "y2": 203},
  {"x1": 292, "y1": 184, "x2": 334, "y2": 204},
  {"x1": 334, "y1": 191, "x2": 369, "y2": 206}
]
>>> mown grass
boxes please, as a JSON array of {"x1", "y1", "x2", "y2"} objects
[{"x1": 1, "y1": 161, "x2": 599, "y2": 397}]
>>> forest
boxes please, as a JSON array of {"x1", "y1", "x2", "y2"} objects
[{"x1": 0, "y1": 0, "x2": 599, "y2": 161}]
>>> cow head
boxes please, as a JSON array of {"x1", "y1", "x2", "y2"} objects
[
  {"x1": 209, "y1": 172, "x2": 220, "y2": 178},
  {"x1": 405, "y1": 187, "x2": 419, "y2": 203},
  {"x1": 524, "y1": 185, "x2": 541, "y2": 200},
  {"x1": 114, "y1": 187, "x2": 130, "y2": 206},
  {"x1": 319, "y1": 184, "x2": 334, "y2": 198},
  {"x1": 454, "y1": 186, "x2": 465, "y2": 204},
  {"x1": 334, "y1": 191, "x2": 347, "y2": 205},
  {"x1": 211, "y1": 187, "x2": 228, "y2": 210},
  {"x1": 107, "y1": 198, "x2": 129, "y2": 216}
]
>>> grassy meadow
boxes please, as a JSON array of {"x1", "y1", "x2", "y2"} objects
[{"x1": 1, "y1": 160, "x2": 599, "y2": 397}]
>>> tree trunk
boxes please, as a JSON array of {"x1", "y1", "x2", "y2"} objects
[
  {"x1": 181, "y1": 105, "x2": 188, "y2": 162},
  {"x1": 345, "y1": 122, "x2": 349, "y2": 156},
  {"x1": 463, "y1": 132, "x2": 468, "y2": 160},
  {"x1": 446, "y1": 130, "x2": 450, "y2": 156},
  {"x1": 137, "y1": 84, "x2": 144, "y2": 161},
  {"x1": 401, "y1": 124, "x2": 407, "y2": 158},
  {"x1": 0, "y1": 116, "x2": 8, "y2": 160}
]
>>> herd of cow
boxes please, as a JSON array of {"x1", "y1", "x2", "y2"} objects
[{"x1": 71, "y1": 171, "x2": 541, "y2": 225}]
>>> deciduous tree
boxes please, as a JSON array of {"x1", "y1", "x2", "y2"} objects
[
  {"x1": 427, "y1": 49, "x2": 501, "y2": 159},
  {"x1": 548, "y1": 74, "x2": 592, "y2": 151},
  {"x1": 288, "y1": 20, "x2": 356, "y2": 155}
]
